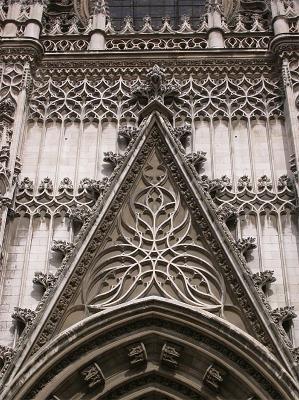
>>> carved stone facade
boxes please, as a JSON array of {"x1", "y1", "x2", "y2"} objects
[{"x1": 0, "y1": 0, "x2": 298, "y2": 399}]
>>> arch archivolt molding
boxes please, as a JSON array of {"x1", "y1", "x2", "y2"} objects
[{"x1": 4, "y1": 299, "x2": 298, "y2": 400}]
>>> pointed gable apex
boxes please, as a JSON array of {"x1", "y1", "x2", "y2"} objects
[{"x1": 5, "y1": 112, "x2": 298, "y2": 381}]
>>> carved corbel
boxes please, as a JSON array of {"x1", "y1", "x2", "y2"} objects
[
  {"x1": 103, "y1": 152, "x2": 125, "y2": 169},
  {"x1": 80, "y1": 362, "x2": 105, "y2": 389},
  {"x1": 127, "y1": 342, "x2": 147, "y2": 366},
  {"x1": 203, "y1": 364, "x2": 226, "y2": 392},
  {"x1": 0, "y1": 345, "x2": 15, "y2": 375},
  {"x1": 236, "y1": 237, "x2": 257, "y2": 256},
  {"x1": 185, "y1": 151, "x2": 207, "y2": 171},
  {"x1": 216, "y1": 204, "x2": 238, "y2": 224},
  {"x1": 160, "y1": 343, "x2": 181, "y2": 368},
  {"x1": 51, "y1": 240, "x2": 75, "y2": 256},
  {"x1": 33, "y1": 272, "x2": 57, "y2": 291},
  {"x1": 12, "y1": 307, "x2": 36, "y2": 330}
]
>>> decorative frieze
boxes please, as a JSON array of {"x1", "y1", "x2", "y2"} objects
[
  {"x1": 80, "y1": 362, "x2": 105, "y2": 389},
  {"x1": 160, "y1": 343, "x2": 181, "y2": 368},
  {"x1": 127, "y1": 342, "x2": 147, "y2": 366}
]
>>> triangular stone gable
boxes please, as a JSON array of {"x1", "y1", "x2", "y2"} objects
[{"x1": 8, "y1": 113, "x2": 297, "y2": 377}]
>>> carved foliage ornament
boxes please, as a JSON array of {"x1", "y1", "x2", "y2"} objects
[{"x1": 86, "y1": 151, "x2": 226, "y2": 313}]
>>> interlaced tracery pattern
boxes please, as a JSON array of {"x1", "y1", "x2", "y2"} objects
[
  {"x1": 28, "y1": 73, "x2": 283, "y2": 123},
  {"x1": 86, "y1": 153, "x2": 225, "y2": 312}
]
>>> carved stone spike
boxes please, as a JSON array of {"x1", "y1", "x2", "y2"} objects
[
  {"x1": 252, "y1": 270, "x2": 276, "y2": 291},
  {"x1": 257, "y1": 175, "x2": 272, "y2": 190},
  {"x1": 38, "y1": 177, "x2": 53, "y2": 193},
  {"x1": 51, "y1": 240, "x2": 75, "y2": 256},
  {"x1": 33, "y1": 272, "x2": 57, "y2": 291},
  {"x1": 203, "y1": 364, "x2": 226, "y2": 392},
  {"x1": 160, "y1": 343, "x2": 181, "y2": 368},
  {"x1": 171, "y1": 126, "x2": 192, "y2": 143},
  {"x1": 103, "y1": 152, "x2": 125, "y2": 169},
  {"x1": 118, "y1": 126, "x2": 139, "y2": 142},
  {"x1": 11, "y1": 307, "x2": 36, "y2": 326},
  {"x1": 127, "y1": 342, "x2": 147, "y2": 366},
  {"x1": 186, "y1": 152, "x2": 207, "y2": 170},
  {"x1": 237, "y1": 175, "x2": 252, "y2": 190},
  {"x1": 18, "y1": 176, "x2": 34, "y2": 192},
  {"x1": 0, "y1": 345, "x2": 15, "y2": 372},
  {"x1": 271, "y1": 306, "x2": 297, "y2": 325},
  {"x1": 217, "y1": 204, "x2": 238, "y2": 224},
  {"x1": 277, "y1": 174, "x2": 293, "y2": 191},
  {"x1": 58, "y1": 177, "x2": 73, "y2": 192},
  {"x1": 70, "y1": 206, "x2": 92, "y2": 225},
  {"x1": 80, "y1": 362, "x2": 105, "y2": 389},
  {"x1": 236, "y1": 237, "x2": 257, "y2": 255}
]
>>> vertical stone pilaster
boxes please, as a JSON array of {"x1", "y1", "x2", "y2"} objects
[
  {"x1": 89, "y1": 0, "x2": 108, "y2": 50},
  {"x1": 2, "y1": 0, "x2": 22, "y2": 37},
  {"x1": 24, "y1": 0, "x2": 46, "y2": 39},
  {"x1": 207, "y1": 0, "x2": 225, "y2": 48}
]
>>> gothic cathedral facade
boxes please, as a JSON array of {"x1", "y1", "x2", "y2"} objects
[{"x1": 0, "y1": 0, "x2": 298, "y2": 399}]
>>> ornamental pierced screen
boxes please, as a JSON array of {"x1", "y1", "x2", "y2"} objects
[{"x1": 85, "y1": 150, "x2": 226, "y2": 313}]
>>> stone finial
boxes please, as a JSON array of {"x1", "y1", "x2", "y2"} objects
[
  {"x1": 51, "y1": 240, "x2": 75, "y2": 256},
  {"x1": 127, "y1": 342, "x2": 147, "y2": 366},
  {"x1": 33, "y1": 272, "x2": 57, "y2": 291},
  {"x1": 236, "y1": 237, "x2": 257, "y2": 256},
  {"x1": 160, "y1": 343, "x2": 181, "y2": 368},
  {"x1": 185, "y1": 152, "x2": 207, "y2": 170},
  {"x1": 80, "y1": 363, "x2": 105, "y2": 388},
  {"x1": 12, "y1": 307, "x2": 36, "y2": 326},
  {"x1": 203, "y1": 364, "x2": 226, "y2": 392}
]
